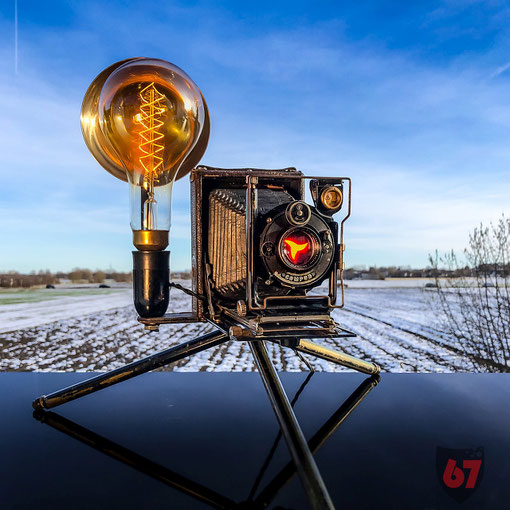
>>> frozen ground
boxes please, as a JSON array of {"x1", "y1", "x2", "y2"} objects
[
  {"x1": 0, "y1": 280, "x2": 475, "y2": 373},
  {"x1": 0, "y1": 286, "x2": 132, "y2": 333}
]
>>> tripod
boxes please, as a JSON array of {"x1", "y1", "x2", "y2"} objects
[{"x1": 33, "y1": 320, "x2": 380, "y2": 510}]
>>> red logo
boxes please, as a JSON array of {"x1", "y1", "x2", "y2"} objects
[{"x1": 436, "y1": 447, "x2": 484, "y2": 502}]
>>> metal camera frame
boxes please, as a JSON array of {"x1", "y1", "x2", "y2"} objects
[{"x1": 33, "y1": 167, "x2": 381, "y2": 510}]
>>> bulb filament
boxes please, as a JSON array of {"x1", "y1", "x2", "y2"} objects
[{"x1": 138, "y1": 82, "x2": 166, "y2": 229}]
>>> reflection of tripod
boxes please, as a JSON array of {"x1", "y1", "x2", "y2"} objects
[
  {"x1": 33, "y1": 308, "x2": 380, "y2": 510},
  {"x1": 34, "y1": 374, "x2": 379, "y2": 509}
]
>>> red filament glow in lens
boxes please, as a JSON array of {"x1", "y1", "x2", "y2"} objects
[{"x1": 282, "y1": 231, "x2": 315, "y2": 266}]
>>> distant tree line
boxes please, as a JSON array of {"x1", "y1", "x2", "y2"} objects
[
  {"x1": 342, "y1": 265, "x2": 478, "y2": 280},
  {"x1": 3, "y1": 263, "x2": 498, "y2": 288},
  {"x1": 0, "y1": 269, "x2": 132, "y2": 288}
]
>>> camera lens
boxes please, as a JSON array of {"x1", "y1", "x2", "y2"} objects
[{"x1": 279, "y1": 228, "x2": 319, "y2": 269}]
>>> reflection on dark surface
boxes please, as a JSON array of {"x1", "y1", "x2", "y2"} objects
[
  {"x1": 1, "y1": 372, "x2": 510, "y2": 509},
  {"x1": 32, "y1": 375, "x2": 379, "y2": 509},
  {"x1": 33, "y1": 410, "x2": 235, "y2": 509},
  {"x1": 251, "y1": 375, "x2": 378, "y2": 508}
]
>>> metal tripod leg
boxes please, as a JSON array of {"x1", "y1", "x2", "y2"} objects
[
  {"x1": 295, "y1": 339, "x2": 380, "y2": 375},
  {"x1": 250, "y1": 340, "x2": 335, "y2": 510},
  {"x1": 32, "y1": 330, "x2": 228, "y2": 410},
  {"x1": 253, "y1": 374, "x2": 379, "y2": 508}
]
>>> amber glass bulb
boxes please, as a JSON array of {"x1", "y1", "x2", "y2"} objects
[
  {"x1": 81, "y1": 58, "x2": 206, "y2": 250},
  {"x1": 81, "y1": 58, "x2": 140, "y2": 182}
]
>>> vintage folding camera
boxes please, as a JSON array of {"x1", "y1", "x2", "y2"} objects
[
  {"x1": 141, "y1": 165, "x2": 352, "y2": 341},
  {"x1": 74, "y1": 56, "x2": 357, "y2": 345}
]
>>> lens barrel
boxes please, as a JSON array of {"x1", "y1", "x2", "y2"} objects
[{"x1": 260, "y1": 204, "x2": 336, "y2": 288}]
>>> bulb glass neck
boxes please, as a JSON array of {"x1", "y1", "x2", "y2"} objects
[{"x1": 129, "y1": 180, "x2": 173, "y2": 232}]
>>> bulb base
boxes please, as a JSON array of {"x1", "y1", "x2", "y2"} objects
[
  {"x1": 132, "y1": 250, "x2": 170, "y2": 318},
  {"x1": 133, "y1": 230, "x2": 169, "y2": 251}
]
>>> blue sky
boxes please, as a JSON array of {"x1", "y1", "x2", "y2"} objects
[{"x1": 1, "y1": 0, "x2": 509, "y2": 272}]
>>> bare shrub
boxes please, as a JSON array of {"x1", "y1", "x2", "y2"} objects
[
  {"x1": 430, "y1": 215, "x2": 510, "y2": 372},
  {"x1": 92, "y1": 271, "x2": 106, "y2": 284}
]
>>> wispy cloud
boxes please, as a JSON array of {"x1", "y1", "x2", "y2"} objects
[{"x1": 489, "y1": 61, "x2": 510, "y2": 78}]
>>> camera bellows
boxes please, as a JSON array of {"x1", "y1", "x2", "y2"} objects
[{"x1": 208, "y1": 190, "x2": 247, "y2": 296}]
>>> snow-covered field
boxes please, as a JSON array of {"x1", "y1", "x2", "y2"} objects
[
  {"x1": 0, "y1": 286, "x2": 132, "y2": 333},
  {"x1": 0, "y1": 281, "x2": 475, "y2": 373}
]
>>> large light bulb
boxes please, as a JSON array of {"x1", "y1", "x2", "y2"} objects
[
  {"x1": 81, "y1": 58, "x2": 210, "y2": 185},
  {"x1": 81, "y1": 58, "x2": 208, "y2": 317},
  {"x1": 83, "y1": 57, "x2": 206, "y2": 250}
]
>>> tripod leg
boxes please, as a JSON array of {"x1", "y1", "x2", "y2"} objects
[
  {"x1": 254, "y1": 374, "x2": 380, "y2": 508},
  {"x1": 33, "y1": 330, "x2": 228, "y2": 410},
  {"x1": 295, "y1": 339, "x2": 380, "y2": 375},
  {"x1": 250, "y1": 340, "x2": 335, "y2": 510}
]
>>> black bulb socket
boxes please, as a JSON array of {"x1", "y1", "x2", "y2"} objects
[{"x1": 132, "y1": 250, "x2": 170, "y2": 318}]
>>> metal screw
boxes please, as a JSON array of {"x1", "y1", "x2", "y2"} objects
[
  {"x1": 229, "y1": 326, "x2": 244, "y2": 340},
  {"x1": 236, "y1": 300, "x2": 247, "y2": 317}
]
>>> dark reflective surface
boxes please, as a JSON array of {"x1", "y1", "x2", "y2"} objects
[{"x1": 1, "y1": 373, "x2": 509, "y2": 509}]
